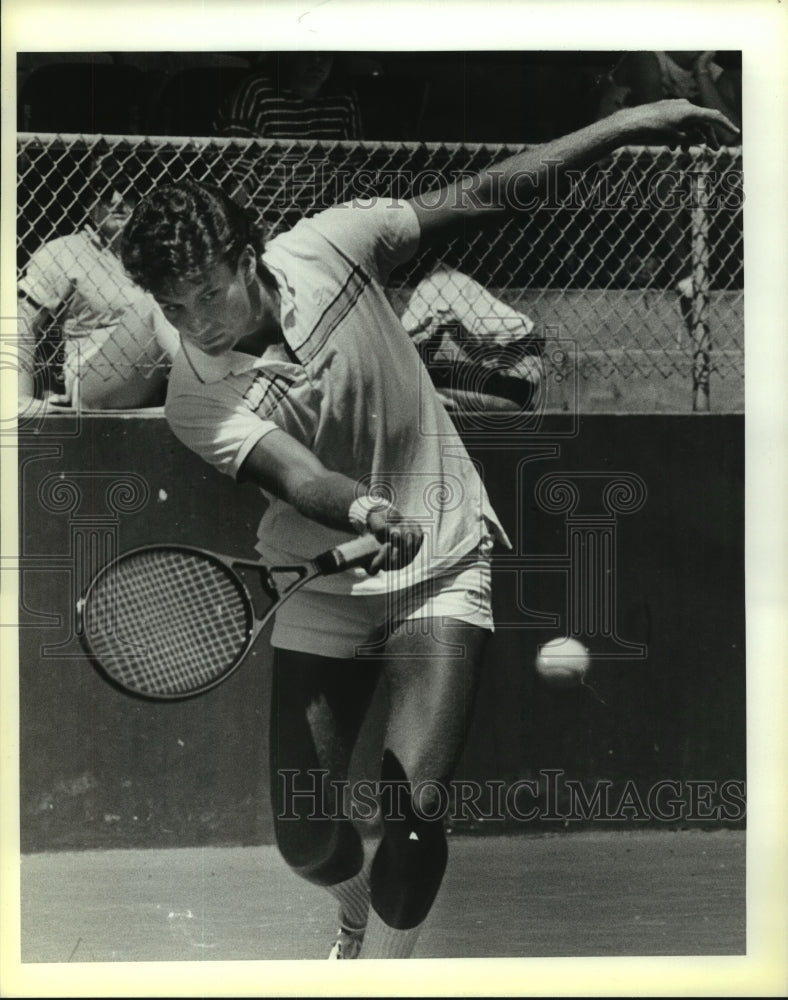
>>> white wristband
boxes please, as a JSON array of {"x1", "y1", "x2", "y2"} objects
[{"x1": 348, "y1": 495, "x2": 392, "y2": 534}]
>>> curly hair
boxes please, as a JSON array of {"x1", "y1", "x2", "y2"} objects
[{"x1": 120, "y1": 179, "x2": 265, "y2": 295}]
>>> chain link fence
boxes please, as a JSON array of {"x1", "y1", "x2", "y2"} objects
[{"x1": 17, "y1": 133, "x2": 743, "y2": 412}]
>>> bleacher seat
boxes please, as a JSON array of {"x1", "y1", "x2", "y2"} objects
[
  {"x1": 146, "y1": 65, "x2": 252, "y2": 137},
  {"x1": 18, "y1": 63, "x2": 145, "y2": 134}
]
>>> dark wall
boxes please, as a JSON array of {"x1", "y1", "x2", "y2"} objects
[{"x1": 17, "y1": 413, "x2": 745, "y2": 850}]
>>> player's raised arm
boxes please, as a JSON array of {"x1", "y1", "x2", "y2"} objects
[{"x1": 408, "y1": 99, "x2": 739, "y2": 241}]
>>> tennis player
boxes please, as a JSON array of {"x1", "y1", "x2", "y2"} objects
[{"x1": 120, "y1": 98, "x2": 736, "y2": 960}]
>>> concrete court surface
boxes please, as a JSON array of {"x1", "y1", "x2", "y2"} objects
[{"x1": 19, "y1": 829, "x2": 745, "y2": 963}]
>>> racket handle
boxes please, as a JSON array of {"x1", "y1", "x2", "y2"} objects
[{"x1": 314, "y1": 533, "x2": 381, "y2": 575}]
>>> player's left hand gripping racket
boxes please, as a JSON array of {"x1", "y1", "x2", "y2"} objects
[{"x1": 76, "y1": 534, "x2": 381, "y2": 700}]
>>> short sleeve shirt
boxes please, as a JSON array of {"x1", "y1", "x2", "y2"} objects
[
  {"x1": 166, "y1": 199, "x2": 509, "y2": 594},
  {"x1": 19, "y1": 228, "x2": 148, "y2": 337},
  {"x1": 18, "y1": 228, "x2": 175, "y2": 375}
]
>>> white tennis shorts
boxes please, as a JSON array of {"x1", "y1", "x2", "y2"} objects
[{"x1": 271, "y1": 549, "x2": 493, "y2": 658}]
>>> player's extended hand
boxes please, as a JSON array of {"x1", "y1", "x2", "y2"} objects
[
  {"x1": 620, "y1": 98, "x2": 739, "y2": 150},
  {"x1": 364, "y1": 507, "x2": 424, "y2": 575}
]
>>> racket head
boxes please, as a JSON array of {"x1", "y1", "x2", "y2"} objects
[{"x1": 77, "y1": 545, "x2": 256, "y2": 700}]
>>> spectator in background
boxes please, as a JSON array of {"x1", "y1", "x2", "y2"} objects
[
  {"x1": 595, "y1": 51, "x2": 741, "y2": 145},
  {"x1": 215, "y1": 52, "x2": 363, "y2": 239},
  {"x1": 17, "y1": 155, "x2": 179, "y2": 410},
  {"x1": 216, "y1": 51, "x2": 362, "y2": 140},
  {"x1": 399, "y1": 268, "x2": 544, "y2": 414}
]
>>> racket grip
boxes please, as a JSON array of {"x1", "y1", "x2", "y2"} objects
[{"x1": 314, "y1": 533, "x2": 381, "y2": 575}]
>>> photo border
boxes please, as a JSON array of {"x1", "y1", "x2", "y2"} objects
[{"x1": 2, "y1": 1, "x2": 786, "y2": 996}]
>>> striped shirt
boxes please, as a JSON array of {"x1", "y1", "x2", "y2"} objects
[{"x1": 215, "y1": 74, "x2": 361, "y2": 140}]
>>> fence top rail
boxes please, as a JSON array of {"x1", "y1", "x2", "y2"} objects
[
  {"x1": 15, "y1": 128, "x2": 744, "y2": 412},
  {"x1": 16, "y1": 132, "x2": 743, "y2": 161},
  {"x1": 16, "y1": 132, "x2": 528, "y2": 155}
]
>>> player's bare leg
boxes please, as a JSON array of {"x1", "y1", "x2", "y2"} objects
[
  {"x1": 269, "y1": 649, "x2": 381, "y2": 955},
  {"x1": 359, "y1": 620, "x2": 489, "y2": 958}
]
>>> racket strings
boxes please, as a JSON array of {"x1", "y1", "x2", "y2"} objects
[{"x1": 83, "y1": 549, "x2": 253, "y2": 696}]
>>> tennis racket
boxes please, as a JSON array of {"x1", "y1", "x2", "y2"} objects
[{"x1": 76, "y1": 533, "x2": 381, "y2": 701}]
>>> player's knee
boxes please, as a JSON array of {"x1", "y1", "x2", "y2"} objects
[
  {"x1": 377, "y1": 802, "x2": 449, "y2": 884},
  {"x1": 274, "y1": 815, "x2": 363, "y2": 887},
  {"x1": 370, "y1": 750, "x2": 449, "y2": 928}
]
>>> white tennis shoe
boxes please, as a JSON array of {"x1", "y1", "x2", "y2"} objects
[{"x1": 327, "y1": 923, "x2": 365, "y2": 959}]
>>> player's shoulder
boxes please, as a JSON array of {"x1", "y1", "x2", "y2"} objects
[
  {"x1": 280, "y1": 198, "x2": 417, "y2": 245},
  {"x1": 267, "y1": 198, "x2": 420, "y2": 289},
  {"x1": 263, "y1": 204, "x2": 361, "y2": 261}
]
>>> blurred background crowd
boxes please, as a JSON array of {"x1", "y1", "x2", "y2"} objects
[{"x1": 17, "y1": 49, "x2": 742, "y2": 145}]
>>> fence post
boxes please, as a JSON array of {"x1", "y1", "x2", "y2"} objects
[{"x1": 690, "y1": 154, "x2": 712, "y2": 412}]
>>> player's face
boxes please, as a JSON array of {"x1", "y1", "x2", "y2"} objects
[{"x1": 155, "y1": 256, "x2": 258, "y2": 356}]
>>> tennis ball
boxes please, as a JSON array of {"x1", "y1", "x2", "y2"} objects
[{"x1": 535, "y1": 637, "x2": 590, "y2": 688}]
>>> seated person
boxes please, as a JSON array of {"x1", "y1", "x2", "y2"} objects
[
  {"x1": 595, "y1": 51, "x2": 741, "y2": 145},
  {"x1": 399, "y1": 268, "x2": 544, "y2": 413},
  {"x1": 215, "y1": 51, "x2": 362, "y2": 140},
  {"x1": 17, "y1": 156, "x2": 179, "y2": 410}
]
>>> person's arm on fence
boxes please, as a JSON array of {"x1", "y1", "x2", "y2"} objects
[{"x1": 409, "y1": 99, "x2": 739, "y2": 240}]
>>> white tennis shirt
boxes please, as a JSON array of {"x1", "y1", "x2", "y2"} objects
[{"x1": 166, "y1": 198, "x2": 509, "y2": 594}]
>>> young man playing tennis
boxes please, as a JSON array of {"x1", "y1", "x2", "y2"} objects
[{"x1": 120, "y1": 98, "x2": 736, "y2": 960}]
